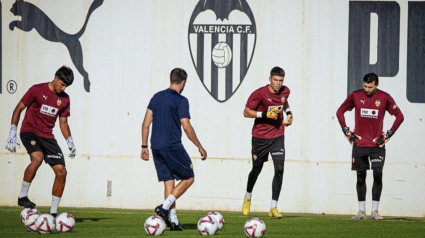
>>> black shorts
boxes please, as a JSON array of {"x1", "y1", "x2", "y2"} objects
[
  {"x1": 20, "y1": 132, "x2": 65, "y2": 166},
  {"x1": 351, "y1": 145, "x2": 385, "y2": 170},
  {"x1": 251, "y1": 135, "x2": 285, "y2": 165}
]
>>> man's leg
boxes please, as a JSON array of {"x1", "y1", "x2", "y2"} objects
[
  {"x1": 18, "y1": 151, "x2": 43, "y2": 208},
  {"x1": 352, "y1": 170, "x2": 367, "y2": 220},
  {"x1": 162, "y1": 180, "x2": 183, "y2": 230},
  {"x1": 50, "y1": 164, "x2": 67, "y2": 216},
  {"x1": 371, "y1": 167, "x2": 384, "y2": 220},
  {"x1": 269, "y1": 159, "x2": 284, "y2": 218},
  {"x1": 243, "y1": 162, "x2": 264, "y2": 215}
]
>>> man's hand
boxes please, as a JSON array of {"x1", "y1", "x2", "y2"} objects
[
  {"x1": 199, "y1": 147, "x2": 207, "y2": 160},
  {"x1": 373, "y1": 130, "x2": 393, "y2": 147},
  {"x1": 141, "y1": 148, "x2": 149, "y2": 161},
  {"x1": 266, "y1": 106, "x2": 280, "y2": 120},
  {"x1": 5, "y1": 125, "x2": 20, "y2": 153},
  {"x1": 283, "y1": 113, "x2": 293, "y2": 126},
  {"x1": 66, "y1": 137, "x2": 76, "y2": 159},
  {"x1": 342, "y1": 127, "x2": 361, "y2": 145}
]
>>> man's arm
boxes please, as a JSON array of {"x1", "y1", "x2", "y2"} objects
[
  {"x1": 181, "y1": 118, "x2": 207, "y2": 160},
  {"x1": 5, "y1": 102, "x2": 27, "y2": 152},
  {"x1": 282, "y1": 101, "x2": 293, "y2": 126},
  {"x1": 243, "y1": 106, "x2": 279, "y2": 120},
  {"x1": 141, "y1": 108, "x2": 153, "y2": 161},
  {"x1": 59, "y1": 117, "x2": 76, "y2": 158}
]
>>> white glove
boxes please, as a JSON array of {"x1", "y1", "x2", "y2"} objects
[
  {"x1": 5, "y1": 124, "x2": 20, "y2": 153},
  {"x1": 66, "y1": 136, "x2": 76, "y2": 159}
]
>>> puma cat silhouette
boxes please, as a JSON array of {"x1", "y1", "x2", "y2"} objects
[{"x1": 9, "y1": 0, "x2": 103, "y2": 92}]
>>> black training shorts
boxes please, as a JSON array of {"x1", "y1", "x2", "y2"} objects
[
  {"x1": 351, "y1": 145, "x2": 385, "y2": 170},
  {"x1": 20, "y1": 132, "x2": 65, "y2": 166},
  {"x1": 251, "y1": 135, "x2": 285, "y2": 165}
]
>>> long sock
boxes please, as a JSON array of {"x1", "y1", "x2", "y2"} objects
[
  {"x1": 162, "y1": 195, "x2": 176, "y2": 210},
  {"x1": 245, "y1": 192, "x2": 252, "y2": 199},
  {"x1": 50, "y1": 196, "x2": 61, "y2": 214},
  {"x1": 358, "y1": 201, "x2": 366, "y2": 212},
  {"x1": 170, "y1": 209, "x2": 179, "y2": 224},
  {"x1": 372, "y1": 200, "x2": 379, "y2": 211},
  {"x1": 19, "y1": 181, "x2": 31, "y2": 198},
  {"x1": 270, "y1": 200, "x2": 277, "y2": 209}
]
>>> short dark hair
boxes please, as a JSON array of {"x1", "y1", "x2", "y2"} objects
[
  {"x1": 55, "y1": 66, "x2": 74, "y2": 86},
  {"x1": 270, "y1": 66, "x2": 285, "y2": 77},
  {"x1": 170, "y1": 68, "x2": 188, "y2": 84},
  {"x1": 363, "y1": 73, "x2": 379, "y2": 85}
]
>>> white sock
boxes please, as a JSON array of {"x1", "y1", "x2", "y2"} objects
[
  {"x1": 245, "y1": 192, "x2": 252, "y2": 199},
  {"x1": 372, "y1": 200, "x2": 379, "y2": 211},
  {"x1": 170, "y1": 209, "x2": 179, "y2": 224},
  {"x1": 270, "y1": 200, "x2": 278, "y2": 209},
  {"x1": 162, "y1": 195, "x2": 176, "y2": 210},
  {"x1": 50, "y1": 196, "x2": 61, "y2": 214},
  {"x1": 19, "y1": 181, "x2": 31, "y2": 198},
  {"x1": 358, "y1": 201, "x2": 366, "y2": 212}
]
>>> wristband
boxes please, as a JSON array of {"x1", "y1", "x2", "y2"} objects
[
  {"x1": 141, "y1": 145, "x2": 148, "y2": 148},
  {"x1": 285, "y1": 107, "x2": 292, "y2": 115},
  {"x1": 256, "y1": 111, "x2": 263, "y2": 118}
]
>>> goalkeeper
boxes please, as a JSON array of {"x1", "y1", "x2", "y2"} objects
[
  {"x1": 336, "y1": 73, "x2": 404, "y2": 220},
  {"x1": 4, "y1": 66, "x2": 76, "y2": 218},
  {"x1": 242, "y1": 66, "x2": 293, "y2": 218}
]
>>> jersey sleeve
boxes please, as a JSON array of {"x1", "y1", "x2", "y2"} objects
[
  {"x1": 385, "y1": 95, "x2": 401, "y2": 116},
  {"x1": 20, "y1": 86, "x2": 37, "y2": 106},
  {"x1": 245, "y1": 90, "x2": 262, "y2": 110},
  {"x1": 60, "y1": 98, "x2": 71, "y2": 117},
  {"x1": 178, "y1": 97, "x2": 191, "y2": 119},
  {"x1": 336, "y1": 92, "x2": 355, "y2": 128}
]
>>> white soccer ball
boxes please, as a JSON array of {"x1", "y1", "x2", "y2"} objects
[
  {"x1": 244, "y1": 217, "x2": 266, "y2": 238},
  {"x1": 24, "y1": 213, "x2": 40, "y2": 232},
  {"x1": 197, "y1": 215, "x2": 219, "y2": 235},
  {"x1": 55, "y1": 212, "x2": 75, "y2": 233},
  {"x1": 212, "y1": 42, "x2": 232, "y2": 68},
  {"x1": 35, "y1": 214, "x2": 56, "y2": 234},
  {"x1": 144, "y1": 215, "x2": 166, "y2": 236},
  {"x1": 20, "y1": 208, "x2": 40, "y2": 224},
  {"x1": 206, "y1": 211, "x2": 224, "y2": 230}
]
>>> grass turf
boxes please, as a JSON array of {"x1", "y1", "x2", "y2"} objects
[{"x1": 0, "y1": 206, "x2": 424, "y2": 237}]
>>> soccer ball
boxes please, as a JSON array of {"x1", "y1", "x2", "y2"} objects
[
  {"x1": 35, "y1": 214, "x2": 56, "y2": 234},
  {"x1": 197, "y1": 215, "x2": 219, "y2": 235},
  {"x1": 56, "y1": 212, "x2": 75, "y2": 232},
  {"x1": 206, "y1": 211, "x2": 224, "y2": 230},
  {"x1": 212, "y1": 42, "x2": 232, "y2": 68},
  {"x1": 24, "y1": 213, "x2": 40, "y2": 232},
  {"x1": 144, "y1": 215, "x2": 166, "y2": 236},
  {"x1": 20, "y1": 208, "x2": 40, "y2": 224},
  {"x1": 244, "y1": 217, "x2": 266, "y2": 238}
]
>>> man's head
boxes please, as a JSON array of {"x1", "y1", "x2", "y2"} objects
[
  {"x1": 52, "y1": 66, "x2": 74, "y2": 93},
  {"x1": 269, "y1": 66, "x2": 285, "y2": 93},
  {"x1": 170, "y1": 68, "x2": 188, "y2": 94},
  {"x1": 363, "y1": 73, "x2": 379, "y2": 96}
]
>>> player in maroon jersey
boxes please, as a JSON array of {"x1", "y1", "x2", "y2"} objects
[
  {"x1": 336, "y1": 73, "x2": 404, "y2": 220},
  {"x1": 5, "y1": 66, "x2": 76, "y2": 217},
  {"x1": 242, "y1": 66, "x2": 293, "y2": 218}
]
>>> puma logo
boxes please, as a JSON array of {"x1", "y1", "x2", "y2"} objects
[
  {"x1": 42, "y1": 95, "x2": 47, "y2": 100},
  {"x1": 9, "y1": 0, "x2": 104, "y2": 92},
  {"x1": 267, "y1": 98, "x2": 272, "y2": 102},
  {"x1": 360, "y1": 100, "x2": 365, "y2": 104}
]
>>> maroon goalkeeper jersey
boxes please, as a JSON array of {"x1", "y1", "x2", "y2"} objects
[
  {"x1": 246, "y1": 85, "x2": 290, "y2": 139},
  {"x1": 336, "y1": 89, "x2": 402, "y2": 147},
  {"x1": 20, "y1": 83, "x2": 71, "y2": 139}
]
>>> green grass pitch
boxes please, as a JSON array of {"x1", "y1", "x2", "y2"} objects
[{"x1": 0, "y1": 207, "x2": 424, "y2": 237}]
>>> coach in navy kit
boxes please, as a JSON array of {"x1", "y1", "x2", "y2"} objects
[
  {"x1": 337, "y1": 72, "x2": 404, "y2": 220},
  {"x1": 141, "y1": 68, "x2": 207, "y2": 231}
]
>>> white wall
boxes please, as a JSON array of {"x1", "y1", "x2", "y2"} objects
[{"x1": 0, "y1": 0, "x2": 424, "y2": 217}]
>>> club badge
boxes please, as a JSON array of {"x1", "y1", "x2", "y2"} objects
[
  {"x1": 57, "y1": 99, "x2": 62, "y2": 106},
  {"x1": 188, "y1": 0, "x2": 257, "y2": 102},
  {"x1": 375, "y1": 100, "x2": 380, "y2": 107}
]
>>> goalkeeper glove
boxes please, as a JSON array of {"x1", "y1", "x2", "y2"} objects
[
  {"x1": 5, "y1": 124, "x2": 20, "y2": 153},
  {"x1": 342, "y1": 127, "x2": 361, "y2": 145},
  {"x1": 66, "y1": 136, "x2": 76, "y2": 159},
  {"x1": 283, "y1": 112, "x2": 293, "y2": 126},
  {"x1": 259, "y1": 106, "x2": 280, "y2": 120},
  {"x1": 373, "y1": 130, "x2": 393, "y2": 147}
]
